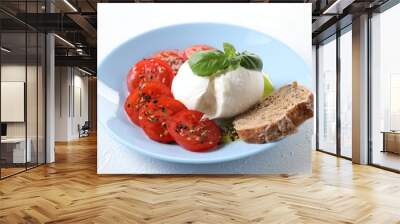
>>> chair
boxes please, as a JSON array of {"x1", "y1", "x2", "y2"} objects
[{"x1": 79, "y1": 121, "x2": 90, "y2": 138}]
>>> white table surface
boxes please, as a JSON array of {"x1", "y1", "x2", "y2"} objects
[
  {"x1": 1, "y1": 137, "x2": 31, "y2": 163},
  {"x1": 1, "y1": 138, "x2": 26, "y2": 143}
]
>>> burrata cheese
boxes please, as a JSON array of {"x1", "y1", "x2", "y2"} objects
[{"x1": 172, "y1": 61, "x2": 264, "y2": 119}]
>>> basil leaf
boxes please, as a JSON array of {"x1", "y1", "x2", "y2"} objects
[
  {"x1": 228, "y1": 55, "x2": 241, "y2": 70},
  {"x1": 223, "y1": 42, "x2": 236, "y2": 58},
  {"x1": 188, "y1": 50, "x2": 229, "y2": 76},
  {"x1": 239, "y1": 51, "x2": 263, "y2": 71}
]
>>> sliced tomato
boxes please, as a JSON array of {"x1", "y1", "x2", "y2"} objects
[
  {"x1": 124, "y1": 81, "x2": 172, "y2": 126},
  {"x1": 167, "y1": 110, "x2": 221, "y2": 152},
  {"x1": 182, "y1": 44, "x2": 215, "y2": 60},
  {"x1": 153, "y1": 50, "x2": 185, "y2": 75},
  {"x1": 127, "y1": 58, "x2": 174, "y2": 92},
  {"x1": 138, "y1": 97, "x2": 187, "y2": 143}
]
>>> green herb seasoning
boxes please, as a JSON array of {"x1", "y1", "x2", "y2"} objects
[{"x1": 217, "y1": 119, "x2": 239, "y2": 144}]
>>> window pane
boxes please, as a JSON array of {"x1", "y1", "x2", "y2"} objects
[
  {"x1": 1, "y1": 31, "x2": 27, "y2": 177},
  {"x1": 340, "y1": 29, "x2": 352, "y2": 158},
  {"x1": 371, "y1": 4, "x2": 400, "y2": 171},
  {"x1": 27, "y1": 31, "x2": 38, "y2": 169},
  {"x1": 38, "y1": 33, "x2": 46, "y2": 165},
  {"x1": 318, "y1": 37, "x2": 337, "y2": 154},
  {"x1": 0, "y1": 0, "x2": 46, "y2": 179},
  {"x1": 26, "y1": 0, "x2": 39, "y2": 169}
]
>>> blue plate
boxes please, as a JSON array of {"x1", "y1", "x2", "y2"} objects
[{"x1": 98, "y1": 23, "x2": 310, "y2": 164}]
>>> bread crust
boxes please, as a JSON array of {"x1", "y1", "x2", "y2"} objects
[{"x1": 233, "y1": 83, "x2": 314, "y2": 143}]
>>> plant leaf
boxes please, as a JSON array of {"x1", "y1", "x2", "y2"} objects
[
  {"x1": 188, "y1": 50, "x2": 229, "y2": 76},
  {"x1": 239, "y1": 51, "x2": 263, "y2": 71},
  {"x1": 223, "y1": 42, "x2": 236, "y2": 58},
  {"x1": 228, "y1": 55, "x2": 241, "y2": 70}
]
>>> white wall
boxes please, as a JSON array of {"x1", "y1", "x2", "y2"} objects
[
  {"x1": 1, "y1": 65, "x2": 26, "y2": 139},
  {"x1": 71, "y1": 73, "x2": 89, "y2": 138},
  {"x1": 1, "y1": 65, "x2": 41, "y2": 137},
  {"x1": 55, "y1": 66, "x2": 69, "y2": 141},
  {"x1": 1, "y1": 64, "x2": 46, "y2": 163},
  {"x1": 54, "y1": 67, "x2": 89, "y2": 141}
]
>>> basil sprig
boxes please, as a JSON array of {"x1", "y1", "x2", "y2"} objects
[
  {"x1": 188, "y1": 42, "x2": 263, "y2": 77},
  {"x1": 187, "y1": 50, "x2": 229, "y2": 77}
]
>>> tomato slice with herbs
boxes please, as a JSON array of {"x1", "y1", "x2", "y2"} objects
[
  {"x1": 138, "y1": 97, "x2": 187, "y2": 143},
  {"x1": 124, "y1": 81, "x2": 172, "y2": 126},
  {"x1": 167, "y1": 110, "x2": 221, "y2": 152},
  {"x1": 182, "y1": 44, "x2": 215, "y2": 60},
  {"x1": 127, "y1": 58, "x2": 174, "y2": 92},
  {"x1": 153, "y1": 50, "x2": 185, "y2": 75}
]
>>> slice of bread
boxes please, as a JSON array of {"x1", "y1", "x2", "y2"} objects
[{"x1": 233, "y1": 82, "x2": 313, "y2": 143}]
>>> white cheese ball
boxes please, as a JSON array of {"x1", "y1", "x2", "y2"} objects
[{"x1": 172, "y1": 61, "x2": 264, "y2": 119}]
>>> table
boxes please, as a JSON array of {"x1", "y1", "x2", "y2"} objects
[
  {"x1": 381, "y1": 131, "x2": 400, "y2": 154},
  {"x1": 1, "y1": 138, "x2": 31, "y2": 163}
]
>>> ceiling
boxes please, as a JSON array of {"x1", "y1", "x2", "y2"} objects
[{"x1": 0, "y1": 0, "x2": 393, "y2": 75}]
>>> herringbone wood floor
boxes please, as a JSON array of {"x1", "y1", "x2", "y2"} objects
[{"x1": 1, "y1": 135, "x2": 400, "y2": 224}]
